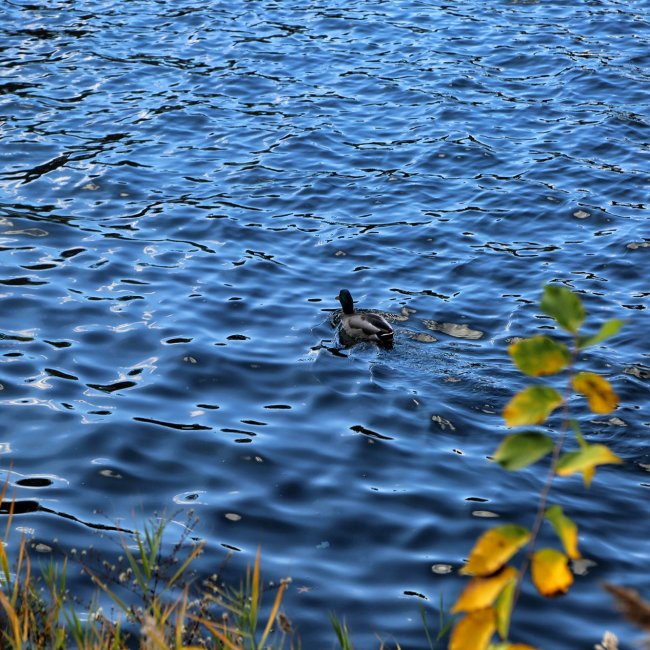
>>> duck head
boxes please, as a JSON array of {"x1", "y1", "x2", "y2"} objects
[{"x1": 336, "y1": 289, "x2": 355, "y2": 314}]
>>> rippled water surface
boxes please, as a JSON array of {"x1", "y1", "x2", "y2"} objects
[{"x1": 2, "y1": 0, "x2": 650, "y2": 646}]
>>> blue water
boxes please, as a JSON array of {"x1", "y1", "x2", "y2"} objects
[{"x1": 1, "y1": 0, "x2": 649, "y2": 647}]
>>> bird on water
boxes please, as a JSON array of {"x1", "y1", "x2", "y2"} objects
[{"x1": 336, "y1": 289, "x2": 394, "y2": 346}]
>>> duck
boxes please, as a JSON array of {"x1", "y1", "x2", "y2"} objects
[{"x1": 335, "y1": 289, "x2": 394, "y2": 346}]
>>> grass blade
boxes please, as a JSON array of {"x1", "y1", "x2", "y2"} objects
[
  {"x1": 166, "y1": 541, "x2": 205, "y2": 590},
  {"x1": 330, "y1": 613, "x2": 354, "y2": 650},
  {"x1": 258, "y1": 578, "x2": 288, "y2": 647},
  {"x1": 0, "y1": 588, "x2": 21, "y2": 647},
  {"x1": 418, "y1": 603, "x2": 435, "y2": 650},
  {"x1": 251, "y1": 546, "x2": 261, "y2": 632},
  {"x1": 191, "y1": 615, "x2": 243, "y2": 650}
]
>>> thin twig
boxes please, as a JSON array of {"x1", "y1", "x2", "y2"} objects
[{"x1": 512, "y1": 334, "x2": 578, "y2": 607}]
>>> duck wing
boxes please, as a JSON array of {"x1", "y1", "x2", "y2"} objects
[{"x1": 344, "y1": 312, "x2": 394, "y2": 340}]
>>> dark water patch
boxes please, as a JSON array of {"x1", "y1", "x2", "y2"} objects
[
  {"x1": 220, "y1": 428, "x2": 257, "y2": 437},
  {"x1": 43, "y1": 340, "x2": 72, "y2": 348},
  {"x1": 15, "y1": 477, "x2": 53, "y2": 488},
  {"x1": 60, "y1": 247, "x2": 86, "y2": 259},
  {"x1": 21, "y1": 262, "x2": 58, "y2": 270},
  {"x1": 349, "y1": 424, "x2": 393, "y2": 441},
  {"x1": 0, "y1": 500, "x2": 39, "y2": 514},
  {"x1": 0, "y1": 276, "x2": 47, "y2": 286},
  {"x1": 221, "y1": 543, "x2": 242, "y2": 553},
  {"x1": 37, "y1": 505, "x2": 133, "y2": 534},
  {"x1": 403, "y1": 590, "x2": 427, "y2": 600},
  {"x1": 44, "y1": 368, "x2": 78, "y2": 381},
  {"x1": 1, "y1": 332, "x2": 34, "y2": 343},
  {"x1": 87, "y1": 381, "x2": 137, "y2": 393},
  {"x1": 133, "y1": 417, "x2": 212, "y2": 431}
]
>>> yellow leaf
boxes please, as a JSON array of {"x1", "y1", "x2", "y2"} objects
[
  {"x1": 583, "y1": 465, "x2": 595, "y2": 488},
  {"x1": 461, "y1": 525, "x2": 531, "y2": 577},
  {"x1": 531, "y1": 548, "x2": 573, "y2": 597},
  {"x1": 503, "y1": 386, "x2": 563, "y2": 427},
  {"x1": 452, "y1": 566, "x2": 517, "y2": 614},
  {"x1": 450, "y1": 608, "x2": 496, "y2": 650},
  {"x1": 556, "y1": 444, "x2": 623, "y2": 487},
  {"x1": 572, "y1": 372, "x2": 618, "y2": 413},
  {"x1": 545, "y1": 505, "x2": 580, "y2": 560},
  {"x1": 508, "y1": 336, "x2": 570, "y2": 376}
]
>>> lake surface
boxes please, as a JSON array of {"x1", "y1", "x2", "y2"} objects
[{"x1": 1, "y1": 0, "x2": 649, "y2": 647}]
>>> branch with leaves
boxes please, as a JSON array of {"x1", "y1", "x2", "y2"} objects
[{"x1": 449, "y1": 285, "x2": 624, "y2": 650}]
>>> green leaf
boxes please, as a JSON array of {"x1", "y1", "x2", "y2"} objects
[
  {"x1": 556, "y1": 444, "x2": 623, "y2": 487},
  {"x1": 508, "y1": 336, "x2": 571, "y2": 377},
  {"x1": 579, "y1": 319, "x2": 624, "y2": 349},
  {"x1": 569, "y1": 419, "x2": 588, "y2": 449},
  {"x1": 503, "y1": 386, "x2": 563, "y2": 427},
  {"x1": 540, "y1": 285, "x2": 585, "y2": 333},
  {"x1": 493, "y1": 432, "x2": 554, "y2": 471},
  {"x1": 545, "y1": 505, "x2": 580, "y2": 560},
  {"x1": 494, "y1": 577, "x2": 516, "y2": 640}
]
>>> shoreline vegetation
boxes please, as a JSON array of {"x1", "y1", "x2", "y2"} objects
[
  {"x1": 0, "y1": 496, "x2": 437, "y2": 649},
  {"x1": 0, "y1": 502, "x2": 633, "y2": 650},
  {"x1": 0, "y1": 498, "x2": 303, "y2": 650}
]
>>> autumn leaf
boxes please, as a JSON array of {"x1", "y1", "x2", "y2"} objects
[
  {"x1": 503, "y1": 386, "x2": 563, "y2": 427},
  {"x1": 508, "y1": 336, "x2": 571, "y2": 377},
  {"x1": 461, "y1": 525, "x2": 531, "y2": 577},
  {"x1": 450, "y1": 607, "x2": 496, "y2": 650},
  {"x1": 540, "y1": 285, "x2": 585, "y2": 333},
  {"x1": 452, "y1": 566, "x2": 518, "y2": 614},
  {"x1": 556, "y1": 444, "x2": 623, "y2": 487},
  {"x1": 545, "y1": 505, "x2": 580, "y2": 560},
  {"x1": 572, "y1": 372, "x2": 618, "y2": 413},
  {"x1": 493, "y1": 432, "x2": 554, "y2": 471},
  {"x1": 531, "y1": 548, "x2": 573, "y2": 597}
]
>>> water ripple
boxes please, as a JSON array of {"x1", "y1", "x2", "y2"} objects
[{"x1": 1, "y1": 0, "x2": 649, "y2": 647}]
